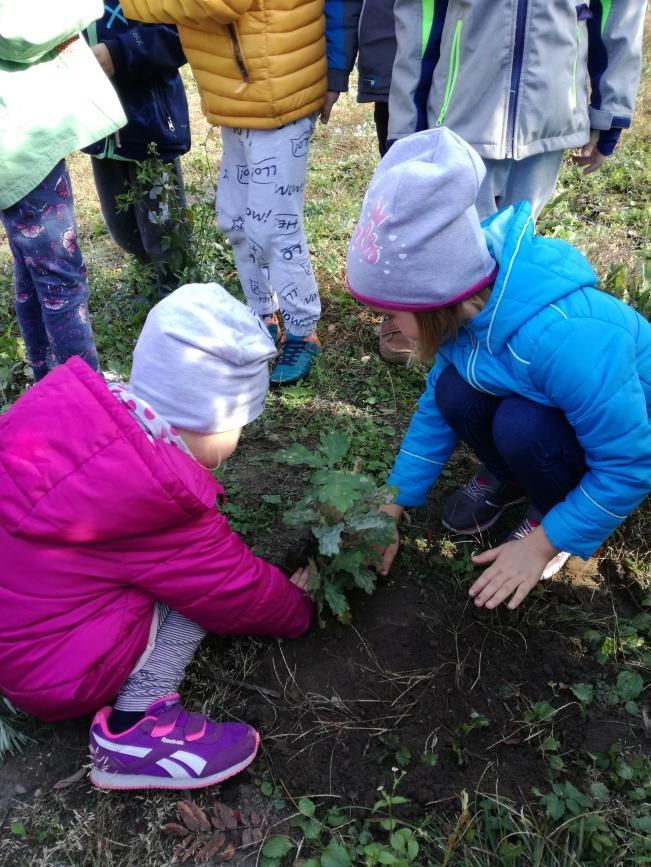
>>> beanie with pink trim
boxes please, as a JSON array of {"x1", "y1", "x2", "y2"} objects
[{"x1": 347, "y1": 128, "x2": 497, "y2": 311}]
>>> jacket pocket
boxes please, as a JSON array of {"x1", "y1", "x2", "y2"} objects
[
  {"x1": 153, "y1": 85, "x2": 176, "y2": 133},
  {"x1": 227, "y1": 22, "x2": 249, "y2": 84},
  {"x1": 435, "y1": 19, "x2": 463, "y2": 127}
]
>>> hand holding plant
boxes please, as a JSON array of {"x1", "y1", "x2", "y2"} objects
[
  {"x1": 274, "y1": 431, "x2": 397, "y2": 624},
  {"x1": 378, "y1": 503, "x2": 403, "y2": 576}
]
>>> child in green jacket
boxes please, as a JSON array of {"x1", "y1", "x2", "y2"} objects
[{"x1": 0, "y1": 0, "x2": 125, "y2": 380}]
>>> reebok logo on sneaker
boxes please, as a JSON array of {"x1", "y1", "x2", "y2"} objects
[{"x1": 161, "y1": 737, "x2": 184, "y2": 745}]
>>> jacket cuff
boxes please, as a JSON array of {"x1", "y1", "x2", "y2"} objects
[
  {"x1": 327, "y1": 69, "x2": 350, "y2": 92},
  {"x1": 596, "y1": 127, "x2": 622, "y2": 157},
  {"x1": 542, "y1": 510, "x2": 593, "y2": 561},
  {"x1": 103, "y1": 38, "x2": 126, "y2": 77}
]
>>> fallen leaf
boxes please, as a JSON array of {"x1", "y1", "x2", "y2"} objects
[
  {"x1": 242, "y1": 827, "x2": 264, "y2": 846},
  {"x1": 53, "y1": 767, "x2": 87, "y2": 790},
  {"x1": 502, "y1": 735, "x2": 522, "y2": 746},
  {"x1": 213, "y1": 802, "x2": 238, "y2": 830},
  {"x1": 174, "y1": 840, "x2": 199, "y2": 865},
  {"x1": 195, "y1": 831, "x2": 226, "y2": 862},
  {"x1": 177, "y1": 800, "x2": 211, "y2": 833},
  {"x1": 161, "y1": 823, "x2": 190, "y2": 838},
  {"x1": 212, "y1": 812, "x2": 225, "y2": 830},
  {"x1": 218, "y1": 840, "x2": 237, "y2": 861},
  {"x1": 249, "y1": 811, "x2": 262, "y2": 827}
]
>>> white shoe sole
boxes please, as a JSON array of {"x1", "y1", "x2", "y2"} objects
[
  {"x1": 89, "y1": 740, "x2": 259, "y2": 791},
  {"x1": 541, "y1": 551, "x2": 570, "y2": 580}
]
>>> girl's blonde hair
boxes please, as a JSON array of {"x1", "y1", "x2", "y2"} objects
[{"x1": 412, "y1": 288, "x2": 492, "y2": 361}]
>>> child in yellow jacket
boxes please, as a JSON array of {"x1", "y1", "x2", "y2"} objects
[{"x1": 122, "y1": 0, "x2": 351, "y2": 384}]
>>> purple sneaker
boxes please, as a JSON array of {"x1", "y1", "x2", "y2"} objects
[{"x1": 89, "y1": 695, "x2": 260, "y2": 791}]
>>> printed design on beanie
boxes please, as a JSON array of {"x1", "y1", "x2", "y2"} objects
[{"x1": 352, "y1": 198, "x2": 391, "y2": 266}]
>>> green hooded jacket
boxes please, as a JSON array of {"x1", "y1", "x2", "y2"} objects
[{"x1": 0, "y1": 0, "x2": 126, "y2": 209}]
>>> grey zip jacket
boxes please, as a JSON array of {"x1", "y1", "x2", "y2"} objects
[{"x1": 388, "y1": 0, "x2": 645, "y2": 159}]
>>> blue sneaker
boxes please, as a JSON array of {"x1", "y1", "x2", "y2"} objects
[{"x1": 270, "y1": 333, "x2": 321, "y2": 386}]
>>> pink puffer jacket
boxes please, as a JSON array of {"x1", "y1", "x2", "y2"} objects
[{"x1": 0, "y1": 358, "x2": 311, "y2": 721}]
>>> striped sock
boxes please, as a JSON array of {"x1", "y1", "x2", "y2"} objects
[{"x1": 113, "y1": 610, "x2": 207, "y2": 713}]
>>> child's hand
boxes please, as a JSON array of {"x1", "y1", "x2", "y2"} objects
[
  {"x1": 469, "y1": 526, "x2": 559, "y2": 610},
  {"x1": 289, "y1": 566, "x2": 310, "y2": 592},
  {"x1": 570, "y1": 130, "x2": 608, "y2": 175},
  {"x1": 92, "y1": 43, "x2": 115, "y2": 77},
  {"x1": 320, "y1": 91, "x2": 340, "y2": 124},
  {"x1": 378, "y1": 503, "x2": 403, "y2": 575}
]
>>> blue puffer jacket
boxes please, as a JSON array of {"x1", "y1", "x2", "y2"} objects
[
  {"x1": 388, "y1": 202, "x2": 651, "y2": 559},
  {"x1": 83, "y1": 4, "x2": 190, "y2": 162}
]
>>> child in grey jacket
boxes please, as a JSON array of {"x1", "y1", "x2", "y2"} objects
[{"x1": 388, "y1": 0, "x2": 645, "y2": 219}]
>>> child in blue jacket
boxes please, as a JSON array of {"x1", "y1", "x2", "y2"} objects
[
  {"x1": 84, "y1": 6, "x2": 191, "y2": 297},
  {"x1": 347, "y1": 127, "x2": 651, "y2": 611}
]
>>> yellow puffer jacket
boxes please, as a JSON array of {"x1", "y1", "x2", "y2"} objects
[{"x1": 121, "y1": 0, "x2": 326, "y2": 128}]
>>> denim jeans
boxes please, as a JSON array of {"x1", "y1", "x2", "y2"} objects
[
  {"x1": 435, "y1": 364, "x2": 586, "y2": 515},
  {"x1": 0, "y1": 160, "x2": 98, "y2": 381}
]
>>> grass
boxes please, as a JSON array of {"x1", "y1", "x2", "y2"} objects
[{"x1": 0, "y1": 41, "x2": 650, "y2": 867}]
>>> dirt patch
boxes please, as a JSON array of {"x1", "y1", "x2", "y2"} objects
[{"x1": 240, "y1": 551, "x2": 643, "y2": 809}]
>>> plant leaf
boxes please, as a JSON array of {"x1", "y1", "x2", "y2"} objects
[
  {"x1": 324, "y1": 582, "x2": 350, "y2": 621},
  {"x1": 313, "y1": 523, "x2": 345, "y2": 557},
  {"x1": 318, "y1": 431, "x2": 350, "y2": 467},
  {"x1": 274, "y1": 444, "x2": 322, "y2": 468},
  {"x1": 590, "y1": 782, "x2": 610, "y2": 801},
  {"x1": 314, "y1": 472, "x2": 364, "y2": 512},
  {"x1": 298, "y1": 797, "x2": 316, "y2": 818},
  {"x1": 615, "y1": 670, "x2": 643, "y2": 701},
  {"x1": 320, "y1": 841, "x2": 352, "y2": 867},
  {"x1": 570, "y1": 683, "x2": 594, "y2": 705},
  {"x1": 262, "y1": 836, "x2": 295, "y2": 859}
]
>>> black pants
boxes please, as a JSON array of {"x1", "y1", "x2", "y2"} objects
[
  {"x1": 91, "y1": 156, "x2": 187, "y2": 296},
  {"x1": 373, "y1": 102, "x2": 390, "y2": 158}
]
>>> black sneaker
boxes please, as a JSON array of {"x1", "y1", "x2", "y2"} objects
[
  {"x1": 506, "y1": 508, "x2": 570, "y2": 579},
  {"x1": 441, "y1": 467, "x2": 526, "y2": 534}
]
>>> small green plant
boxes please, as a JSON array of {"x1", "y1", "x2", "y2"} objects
[
  {"x1": 584, "y1": 611, "x2": 651, "y2": 666},
  {"x1": 115, "y1": 143, "x2": 233, "y2": 295},
  {"x1": 0, "y1": 695, "x2": 29, "y2": 760},
  {"x1": 274, "y1": 430, "x2": 396, "y2": 623},
  {"x1": 450, "y1": 713, "x2": 489, "y2": 767}
]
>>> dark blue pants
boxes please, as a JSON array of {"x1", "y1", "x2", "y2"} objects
[
  {"x1": 1, "y1": 160, "x2": 98, "y2": 381},
  {"x1": 91, "y1": 156, "x2": 187, "y2": 297},
  {"x1": 435, "y1": 365, "x2": 586, "y2": 515}
]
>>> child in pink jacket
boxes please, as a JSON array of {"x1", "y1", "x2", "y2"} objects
[{"x1": 0, "y1": 283, "x2": 312, "y2": 791}]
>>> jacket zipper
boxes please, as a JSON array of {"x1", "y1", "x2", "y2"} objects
[
  {"x1": 505, "y1": 0, "x2": 528, "y2": 158},
  {"x1": 435, "y1": 19, "x2": 462, "y2": 126},
  {"x1": 227, "y1": 23, "x2": 249, "y2": 84},
  {"x1": 154, "y1": 86, "x2": 176, "y2": 132}
]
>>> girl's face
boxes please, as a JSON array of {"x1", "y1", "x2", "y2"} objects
[{"x1": 378, "y1": 310, "x2": 420, "y2": 341}]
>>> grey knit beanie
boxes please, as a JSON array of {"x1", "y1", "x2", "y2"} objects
[
  {"x1": 347, "y1": 128, "x2": 497, "y2": 310},
  {"x1": 129, "y1": 283, "x2": 277, "y2": 434}
]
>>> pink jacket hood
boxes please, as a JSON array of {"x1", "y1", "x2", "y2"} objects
[{"x1": 0, "y1": 358, "x2": 311, "y2": 721}]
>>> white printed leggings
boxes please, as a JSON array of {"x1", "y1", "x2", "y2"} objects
[{"x1": 216, "y1": 116, "x2": 321, "y2": 338}]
